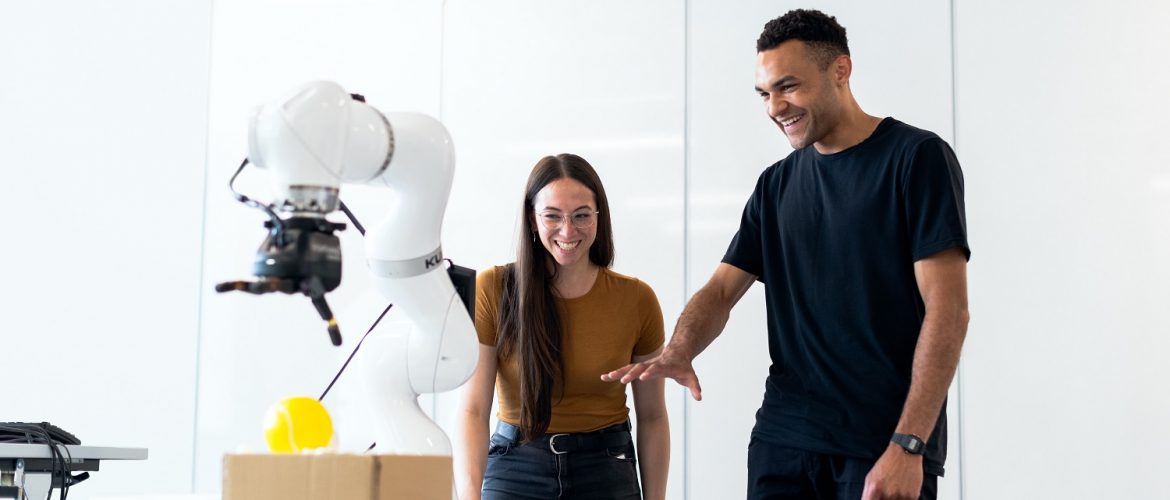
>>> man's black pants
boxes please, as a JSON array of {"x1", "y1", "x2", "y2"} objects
[{"x1": 747, "y1": 437, "x2": 938, "y2": 500}]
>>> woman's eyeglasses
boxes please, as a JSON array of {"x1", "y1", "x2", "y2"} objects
[{"x1": 536, "y1": 210, "x2": 600, "y2": 230}]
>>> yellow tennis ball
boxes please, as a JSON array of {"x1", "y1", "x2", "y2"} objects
[{"x1": 263, "y1": 396, "x2": 333, "y2": 453}]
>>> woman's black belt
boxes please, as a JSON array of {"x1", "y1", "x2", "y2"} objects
[{"x1": 495, "y1": 420, "x2": 632, "y2": 455}]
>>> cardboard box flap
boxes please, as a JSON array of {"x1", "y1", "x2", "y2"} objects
[
  {"x1": 223, "y1": 453, "x2": 452, "y2": 500},
  {"x1": 224, "y1": 454, "x2": 376, "y2": 500},
  {"x1": 375, "y1": 455, "x2": 452, "y2": 499}
]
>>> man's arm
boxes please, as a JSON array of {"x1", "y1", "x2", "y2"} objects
[
  {"x1": 601, "y1": 263, "x2": 756, "y2": 400},
  {"x1": 863, "y1": 247, "x2": 969, "y2": 500},
  {"x1": 896, "y1": 247, "x2": 970, "y2": 441}
]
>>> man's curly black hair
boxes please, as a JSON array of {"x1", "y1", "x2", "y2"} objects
[{"x1": 756, "y1": 9, "x2": 849, "y2": 69}]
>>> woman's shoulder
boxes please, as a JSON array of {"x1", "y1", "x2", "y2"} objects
[
  {"x1": 478, "y1": 264, "x2": 503, "y2": 279},
  {"x1": 599, "y1": 268, "x2": 657, "y2": 299},
  {"x1": 478, "y1": 263, "x2": 514, "y2": 278},
  {"x1": 476, "y1": 264, "x2": 514, "y2": 294}
]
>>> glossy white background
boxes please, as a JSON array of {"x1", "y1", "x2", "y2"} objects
[
  {"x1": 0, "y1": 1, "x2": 210, "y2": 497},
  {"x1": 3, "y1": 1, "x2": 1168, "y2": 499},
  {"x1": 955, "y1": 0, "x2": 1170, "y2": 498}
]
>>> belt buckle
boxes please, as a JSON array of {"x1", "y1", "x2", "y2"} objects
[{"x1": 548, "y1": 433, "x2": 570, "y2": 455}]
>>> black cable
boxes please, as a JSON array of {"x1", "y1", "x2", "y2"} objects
[
  {"x1": 29, "y1": 425, "x2": 53, "y2": 500},
  {"x1": 228, "y1": 158, "x2": 287, "y2": 246},
  {"x1": 28, "y1": 425, "x2": 58, "y2": 500},
  {"x1": 338, "y1": 201, "x2": 366, "y2": 236},
  {"x1": 0, "y1": 423, "x2": 69, "y2": 500},
  {"x1": 42, "y1": 427, "x2": 57, "y2": 500},
  {"x1": 318, "y1": 303, "x2": 393, "y2": 401},
  {"x1": 313, "y1": 199, "x2": 372, "y2": 400},
  {"x1": 40, "y1": 426, "x2": 65, "y2": 500},
  {"x1": 57, "y1": 440, "x2": 71, "y2": 500},
  {"x1": 320, "y1": 200, "x2": 380, "y2": 451}
]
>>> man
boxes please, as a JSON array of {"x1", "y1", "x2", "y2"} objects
[{"x1": 602, "y1": 9, "x2": 969, "y2": 500}]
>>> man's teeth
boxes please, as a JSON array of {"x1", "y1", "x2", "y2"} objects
[
  {"x1": 781, "y1": 114, "x2": 803, "y2": 127},
  {"x1": 555, "y1": 240, "x2": 580, "y2": 250}
]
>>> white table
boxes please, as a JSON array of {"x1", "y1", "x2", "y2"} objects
[{"x1": 0, "y1": 444, "x2": 147, "y2": 499}]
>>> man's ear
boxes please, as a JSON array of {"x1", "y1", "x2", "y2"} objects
[{"x1": 833, "y1": 54, "x2": 853, "y2": 86}]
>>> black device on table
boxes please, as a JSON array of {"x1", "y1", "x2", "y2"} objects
[{"x1": 0, "y1": 422, "x2": 88, "y2": 499}]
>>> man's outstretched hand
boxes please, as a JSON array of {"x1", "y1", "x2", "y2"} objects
[{"x1": 601, "y1": 347, "x2": 703, "y2": 401}]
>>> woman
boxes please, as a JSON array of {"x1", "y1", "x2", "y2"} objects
[{"x1": 455, "y1": 154, "x2": 669, "y2": 500}]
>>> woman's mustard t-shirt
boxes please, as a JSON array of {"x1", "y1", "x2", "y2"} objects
[{"x1": 475, "y1": 265, "x2": 665, "y2": 433}]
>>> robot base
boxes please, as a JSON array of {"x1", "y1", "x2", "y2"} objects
[{"x1": 358, "y1": 319, "x2": 453, "y2": 455}]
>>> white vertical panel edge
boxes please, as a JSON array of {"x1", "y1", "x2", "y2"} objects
[
  {"x1": 192, "y1": 0, "x2": 218, "y2": 491},
  {"x1": 948, "y1": 0, "x2": 966, "y2": 498}
]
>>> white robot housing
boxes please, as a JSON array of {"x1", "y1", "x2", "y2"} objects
[{"x1": 228, "y1": 80, "x2": 479, "y2": 455}]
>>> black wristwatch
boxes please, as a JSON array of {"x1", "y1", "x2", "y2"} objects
[{"x1": 890, "y1": 432, "x2": 925, "y2": 455}]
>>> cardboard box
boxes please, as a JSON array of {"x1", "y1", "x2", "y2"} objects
[{"x1": 223, "y1": 453, "x2": 452, "y2": 500}]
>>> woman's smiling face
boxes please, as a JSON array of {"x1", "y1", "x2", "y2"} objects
[{"x1": 532, "y1": 177, "x2": 598, "y2": 270}]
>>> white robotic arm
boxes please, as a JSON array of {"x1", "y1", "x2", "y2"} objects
[
  {"x1": 227, "y1": 81, "x2": 478, "y2": 454},
  {"x1": 247, "y1": 81, "x2": 392, "y2": 199}
]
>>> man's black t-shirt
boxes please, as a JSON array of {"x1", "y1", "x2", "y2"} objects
[{"x1": 723, "y1": 117, "x2": 969, "y2": 476}]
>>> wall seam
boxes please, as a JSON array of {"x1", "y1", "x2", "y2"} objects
[
  {"x1": 949, "y1": 0, "x2": 967, "y2": 498},
  {"x1": 190, "y1": 0, "x2": 217, "y2": 491},
  {"x1": 682, "y1": 1, "x2": 692, "y2": 499},
  {"x1": 433, "y1": 0, "x2": 449, "y2": 422}
]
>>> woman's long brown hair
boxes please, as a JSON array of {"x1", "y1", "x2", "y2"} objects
[{"x1": 496, "y1": 153, "x2": 614, "y2": 442}]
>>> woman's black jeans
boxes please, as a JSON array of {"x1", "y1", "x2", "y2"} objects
[{"x1": 482, "y1": 420, "x2": 641, "y2": 500}]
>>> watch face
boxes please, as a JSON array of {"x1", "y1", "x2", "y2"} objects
[{"x1": 894, "y1": 433, "x2": 924, "y2": 454}]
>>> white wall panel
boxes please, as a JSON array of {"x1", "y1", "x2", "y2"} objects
[
  {"x1": 439, "y1": 1, "x2": 687, "y2": 497},
  {"x1": 27, "y1": 2, "x2": 1170, "y2": 498},
  {"x1": 686, "y1": 2, "x2": 960, "y2": 498},
  {"x1": 196, "y1": 0, "x2": 444, "y2": 493},
  {"x1": 0, "y1": 1, "x2": 211, "y2": 498},
  {"x1": 955, "y1": 1, "x2": 1170, "y2": 498}
]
